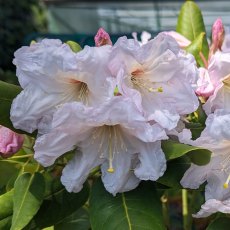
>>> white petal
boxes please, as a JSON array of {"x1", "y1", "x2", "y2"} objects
[
  {"x1": 134, "y1": 141, "x2": 166, "y2": 181},
  {"x1": 10, "y1": 82, "x2": 80, "y2": 133},
  {"x1": 61, "y1": 140, "x2": 103, "y2": 193},
  {"x1": 193, "y1": 199, "x2": 230, "y2": 218},
  {"x1": 101, "y1": 148, "x2": 134, "y2": 196},
  {"x1": 180, "y1": 164, "x2": 209, "y2": 189}
]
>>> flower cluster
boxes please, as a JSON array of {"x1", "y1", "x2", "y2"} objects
[
  {"x1": 10, "y1": 28, "x2": 199, "y2": 196},
  {"x1": 178, "y1": 19, "x2": 230, "y2": 217}
]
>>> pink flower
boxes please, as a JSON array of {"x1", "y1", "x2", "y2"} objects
[
  {"x1": 0, "y1": 126, "x2": 24, "y2": 158},
  {"x1": 94, "y1": 28, "x2": 112, "y2": 47}
]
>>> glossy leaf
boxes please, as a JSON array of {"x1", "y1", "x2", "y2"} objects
[
  {"x1": 54, "y1": 207, "x2": 90, "y2": 230},
  {"x1": 89, "y1": 179, "x2": 165, "y2": 230},
  {"x1": 0, "y1": 81, "x2": 21, "y2": 132},
  {"x1": 162, "y1": 140, "x2": 211, "y2": 165},
  {"x1": 206, "y1": 217, "x2": 230, "y2": 230},
  {"x1": 11, "y1": 172, "x2": 45, "y2": 230},
  {"x1": 157, "y1": 157, "x2": 190, "y2": 188},
  {"x1": 31, "y1": 182, "x2": 89, "y2": 229},
  {"x1": 0, "y1": 161, "x2": 19, "y2": 188},
  {"x1": 176, "y1": 1, "x2": 209, "y2": 59},
  {"x1": 186, "y1": 32, "x2": 205, "y2": 66},
  {"x1": 0, "y1": 189, "x2": 13, "y2": 220},
  {"x1": 0, "y1": 216, "x2": 12, "y2": 230}
]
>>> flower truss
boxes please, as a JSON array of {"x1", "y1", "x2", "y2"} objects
[{"x1": 10, "y1": 28, "x2": 199, "y2": 196}]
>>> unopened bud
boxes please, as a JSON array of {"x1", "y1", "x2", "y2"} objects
[
  {"x1": 94, "y1": 28, "x2": 112, "y2": 47},
  {"x1": 0, "y1": 126, "x2": 24, "y2": 158},
  {"x1": 210, "y1": 18, "x2": 225, "y2": 56}
]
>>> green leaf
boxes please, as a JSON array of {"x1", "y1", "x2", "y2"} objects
[
  {"x1": 89, "y1": 179, "x2": 166, "y2": 230},
  {"x1": 0, "y1": 161, "x2": 19, "y2": 189},
  {"x1": 11, "y1": 172, "x2": 45, "y2": 230},
  {"x1": 176, "y1": 1, "x2": 209, "y2": 60},
  {"x1": 0, "y1": 216, "x2": 12, "y2": 230},
  {"x1": 0, "y1": 189, "x2": 13, "y2": 220},
  {"x1": 162, "y1": 140, "x2": 211, "y2": 165},
  {"x1": 31, "y1": 182, "x2": 89, "y2": 229},
  {"x1": 186, "y1": 32, "x2": 205, "y2": 66},
  {"x1": 157, "y1": 157, "x2": 190, "y2": 188},
  {"x1": 206, "y1": 217, "x2": 230, "y2": 230},
  {"x1": 54, "y1": 207, "x2": 90, "y2": 230},
  {"x1": 66, "y1": 41, "x2": 82, "y2": 53},
  {"x1": 0, "y1": 81, "x2": 21, "y2": 132}
]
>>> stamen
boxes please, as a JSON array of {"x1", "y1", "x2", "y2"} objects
[
  {"x1": 78, "y1": 82, "x2": 89, "y2": 104},
  {"x1": 131, "y1": 71, "x2": 163, "y2": 93},
  {"x1": 223, "y1": 174, "x2": 230, "y2": 189},
  {"x1": 107, "y1": 126, "x2": 114, "y2": 173}
]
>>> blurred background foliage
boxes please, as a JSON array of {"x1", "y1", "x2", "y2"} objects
[{"x1": 0, "y1": 0, "x2": 47, "y2": 83}]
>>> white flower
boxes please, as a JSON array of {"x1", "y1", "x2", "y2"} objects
[
  {"x1": 109, "y1": 33, "x2": 199, "y2": 131},
  {"x1": 179, "y1": 109, "x2": 230, "y2": 217},
  {"x1": 11, "y1": 39, "x2": 115, "y2": 133},
  {"x1": 34, "y1": 96, "x2": 168, "y2": 195}
]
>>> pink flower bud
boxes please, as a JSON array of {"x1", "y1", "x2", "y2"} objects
[
  {"x1": 0, "y1": 126, "x2": 24, "y2": 158},
  {"x1": 94, "y1": 28, "x2": 112, "y2": 47},
  {"x1": 210, "y1": 18, "x2": 225, "y2": 56}
]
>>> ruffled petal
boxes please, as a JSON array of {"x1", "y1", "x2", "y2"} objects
[
  {"x1": 180, "y1": 164, "x2": 209, "y2": 189},
  {"x1": 101, "y1": 145, "x2": 135, "y2": 196},
  {"x1": 193, "y1": 199, "x2": 230, "y2": 218},
  {"x1": 11, "y1": 84, "x2": 77, "y2": 133},
  {"x1": 134, "y1": 141, "x2": 166, "y2": 181},
  {"x1": 61, "y1": 140, "x2": 103, "y2": 193}
]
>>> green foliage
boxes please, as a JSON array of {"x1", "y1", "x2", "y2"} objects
[
  {"x1": 0, "y1": 80, "x2": 21, "y2": 132},
  {"x1": 206, "y1": 217, "x2": 230, "y2": 229},
  {"x1": 176, "y1": 0, "x2": 209, "y2": 64},
  {"x1": 162, "y1": 140, "x2": 211, "y2": 165},
  {"x1": 11, "y1": 172, "x2": 45, "y2": 230},
  {"x1": 89, "y1": 179, "x2": 166, "y2": 230},
  {"x1": 54, "y1": 208, "x2": 90, "y2": 230}
]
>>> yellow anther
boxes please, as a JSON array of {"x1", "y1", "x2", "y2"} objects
[
  {"x1": 158, "y1": 87, "x2": 163, "y2": 92},
  {"x1": 223, "y1": 183, "x2": 229, "y2": 189},
  {"x1": 107, "y1": 168, "x2": 114, "y2": 173},
  {"x1": 223, "y1": 174, "x2": 230, "y2": 189}
]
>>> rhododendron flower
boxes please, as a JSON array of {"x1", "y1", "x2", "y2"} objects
[
  {"x1": 179, "y1": 109, "x2": 230, "y2": 217},
  {"x1": 0, "y1": 125, "x2": 24, "y2": 158},
  {"x1": 34, "y1": 97, "x2": 168, "y2": 195},
  {"x1": 11, "y1": 39, "x2": 115, "y2": 133},
  {"x1": 109, "y1": 33, "x2": 199, "y2": 130}
]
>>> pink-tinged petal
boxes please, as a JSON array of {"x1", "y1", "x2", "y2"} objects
[
  {"x1": 196, "y1": 68, "x2": 215, "y2": 97},
  {"x1": 94, "y1": 28, "x2": 112, "y2": 47},
  {"x1": 0, "y1": 126, "x2": 24, "y2": 158},
  {"x1": 163, "y1": 31, "x2": 191, "y2": 48},
  {"x1": 134, "y1": 141, "x2": 166, "y2": 181},
  {"x1": 193, "y1": 199, "x2": 230, "y2": 218}
]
